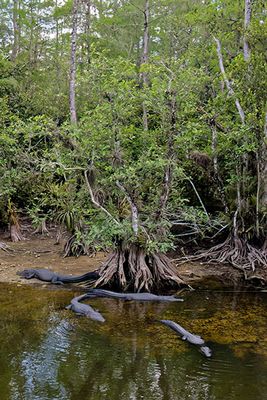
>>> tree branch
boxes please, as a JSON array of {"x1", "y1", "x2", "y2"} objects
[
  {"x1": 214, "y1": 37, "x2": 245, "y2": 125},
  {"x1": 116, "y1": 181, "x2": 139, "y2": 236},
  {"x1": 187, "y1": 177, "x2": 210, "y2": 221},
  {"x1": 84, "y1": 170, "x2": 119, "y2": 225}
]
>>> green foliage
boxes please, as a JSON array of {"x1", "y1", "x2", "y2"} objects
[{"x1": 0, "y1": 0, "x2": 266, "y2": 249}]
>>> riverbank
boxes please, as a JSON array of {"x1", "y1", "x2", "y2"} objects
[{"x1": 0, "y1": 230, "x2": 249, "y2": 289}]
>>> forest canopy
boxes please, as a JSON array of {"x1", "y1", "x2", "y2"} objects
[{"x1": 0, "y1": 0, "x2": 266, "y2": 289}]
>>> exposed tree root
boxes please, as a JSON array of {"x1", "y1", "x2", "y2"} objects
[
  {"x1": 10, "y1": 223, "x2": 24, "y2": 242},
  {"x1": 94, "y1": 244, "x2": 185, "y2": 292},
  {"x1": 178, "y1": 234, "x2": 267, "y2": 284},
  {"x1": 0, "y1": 241, "x2": 12, "y2": 252},
  {"x1": 33, "y1": 220, "x2": 49, "y2": 235},
  {"x1": 54, "y1": 228, "x2": 62, "y2": 245},
  {"x1": 8, "y1": 202, "x2": 25, "y2": 242}
]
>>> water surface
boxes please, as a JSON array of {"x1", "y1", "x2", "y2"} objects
[{"x1": 0, "y1": 284, "x2": 266, "y2": 400}]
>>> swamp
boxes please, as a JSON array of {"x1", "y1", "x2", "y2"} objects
[
  {"x1": 0, "y1": 0, "x2": 266, "y2": 399},
  {"x1": 0, "y1": 265, "x2": 266, "y2": 399}
]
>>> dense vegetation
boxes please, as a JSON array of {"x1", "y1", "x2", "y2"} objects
[{"x1": 0, "y1": 0, "x2": 266, "y2": 289}]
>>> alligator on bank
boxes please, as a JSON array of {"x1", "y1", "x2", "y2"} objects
[
  {"x1": 66, "y1": 294, "x2": 105, "y2": 322},
  {"x1": 159, "y1": 319, "x2": 212, "y2": 357},
  {"x1": 17, "y1": 268, "x2": 100, "y2": 284},
  {"x1": 85, "y1": 288, "x2": 184, "y2": 302}
]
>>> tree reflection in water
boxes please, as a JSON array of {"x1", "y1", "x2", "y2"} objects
[{"x1": 0, "y1": 284, "x2": 266, "y2": 400}]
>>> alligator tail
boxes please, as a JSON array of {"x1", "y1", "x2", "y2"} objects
[{"x1": 61, "y1": 271, "x2": 100, "y2": 283}]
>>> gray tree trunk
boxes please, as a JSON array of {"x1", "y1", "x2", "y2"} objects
[
  {"x1": 243, "y1": 0, "x2": 252, "y2": 61},
  {"x1": 261, "y1": 111, "x2": 267, "y2": 209},
  {"x1": 11, "y1": 0, "x2": 19, "y2": 61},
  {"x1": 69, "y1": 0, "x2": 79, "y2": 124},
  {"x1": 141, "y1": 0, "x2": 149, "y2": 131},
  {"x1": 84, "y1": 0, "x2": 91, "y2": 65},
  {"x1": 55, "y1": 0, "x2": 60, "y2": 88}
]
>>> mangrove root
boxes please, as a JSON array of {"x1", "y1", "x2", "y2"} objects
[
  {"x1": 94, "y1": 244, "x2": 185, "y2": 292},
  {"x1": 179, "y1": 234, "x2": 267, "y2": 283}
]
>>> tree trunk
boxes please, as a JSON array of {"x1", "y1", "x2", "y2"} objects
[
  {"x1": 261, "y1": 111, "x2": 267, "y2": 209},
  {"x1": 155, "y1": 90, "x2": 176, "y2": 222},
  {"x1": 29, "y1": 2, "x2": 34, "y2": 65},
  {"x1": 141, "y1": 0, "x2": 149, "y2": 131},
  {"x1": 69, "y1": 0, "x2": 79, "y2": 124},
  {"x1": 243, "y1": 0, "x2": 252, "y2": 61},
  {"x1": 11, "y1": 0, "x2": 19, "y2": 61},
  {"x1": 141, "y1": 0, "x2": 149, "y2": 85},
  {"x1": 55, "y1": 0, "x2": 60, "y2": 93},
  {"x1": 214, "y1": 36, "x2": 247, "y2": 212},
  {"x1": 10, "y1": 223, "x2": 24, "y2": 242},
  {"x1": 211, "y1": 122, "x2": 218, "y2": 175},
  {"x1": 84, "y1": 0, "x2": 91, "y2": 65}
]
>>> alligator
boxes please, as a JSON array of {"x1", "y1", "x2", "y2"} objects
[
  {"x1": 85, "y1": 288, "x2": 184, "y2": 302},
  {"x1": 66, "y1": 294, "x2": 105, "y2": 322},
  {"x1": 159, "y1": 319, "x2": 212, "y2": 357},
  {"x1": 198, "y1": 346, "x2": 212, "y2": 358},
  {"x1": 17, "y1": 268, "x2": 100, "y2": 284}
]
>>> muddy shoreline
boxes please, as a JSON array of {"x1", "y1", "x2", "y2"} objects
[{"x1": 0, "y1": 233, "x2": 254, "y2": 290}]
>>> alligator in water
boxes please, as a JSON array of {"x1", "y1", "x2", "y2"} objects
[
  {"x1": 159, "y1": 319, "x2": 212, "y2": 357},
  {"x1": 66, "y1": 294, "x2": 105, "y2": 322},
  {"x1": 85, "y1": 289, "x2": 184, "y2": 302},
  {"x1": 17, "y1": 268, "x2": 99, "y2": 284}
]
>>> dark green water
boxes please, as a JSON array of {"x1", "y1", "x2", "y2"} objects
[{"x1": 0, "y1": 284, "x2": 266, "y2": 400}]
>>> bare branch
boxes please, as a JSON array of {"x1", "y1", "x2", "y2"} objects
[
  {"x1": 214, "y1": 37, "x2": 245, "y2": 125},
  {"x1": 187, "y1": 178, "x2": 210, "y2": 221},
  {"x1": 116, "y1": 181, "x2": 139, "y2": 236},
  {"x1": 84, "y1": 170, "x2": 119, "y2": 225},
  {"x1": 160, "y1": 61, "x2": 175, "y2": 92}
]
